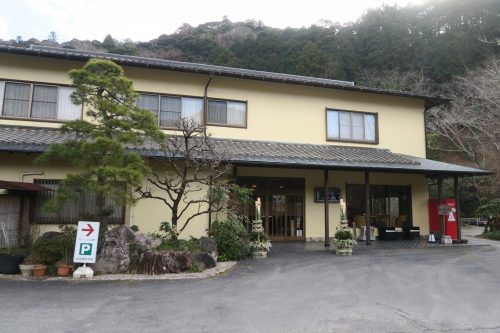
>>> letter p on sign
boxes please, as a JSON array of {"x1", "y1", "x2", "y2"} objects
[{"x1": 79, "y1": 243, "x2": 93, "y2": 255}]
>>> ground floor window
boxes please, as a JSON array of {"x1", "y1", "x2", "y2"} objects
[
  {"x1": 32, "y1": 179, "x2": 125, "y2": 225},
  {"x1": 346, "y1": 184, "x2": 412, "y2": 227}
]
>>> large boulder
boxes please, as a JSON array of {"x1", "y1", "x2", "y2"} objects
[
  {"x1": 199, "y1": 236, "x2": 218, "y2": 262},
  {"x1": 128, "y1": 251, "x2": 193, "y2": 274},
  {"x1": 94, "y1": 225, "x2": 156, "y2": 274},
  {"x1": 193, "y1": 252, "x2": 217, "y2": 270}
]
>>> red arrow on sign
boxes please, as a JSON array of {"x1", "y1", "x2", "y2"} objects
[{"x1": 82, "y1": 224, "x2": 94, "y2": 237}]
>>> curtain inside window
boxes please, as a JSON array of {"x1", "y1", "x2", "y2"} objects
[
  {"x1": 208, "y1": 100, "x2": 227, "y2": 124},
  {"x1": 57, "y1": 87, "x2": 81, "y2": 120},
  {"x1": 137, "y1": 94, "x2": 158, "y2": 116},
  {"x1": 327, "y1": 110, "x2": 339, "y2": 138},
  {"x1": 31, "y1": 85, "x2": 58, "y2": 119},
  {"x1": 0, "y1": 81, "x2": 4, "y2": 114},
  {"x1": 226, "y1": 101, "x2": 246, "y2": 126},
  {"x1": 160, "y1": 96, "x2": 181, "y2": 127},
  {"x1": 365, "y1": 114, "x2": 376, "y2": 141},
  {"x1": 3, "y1": 82, "x2": 30, "y2": 117},
  {"x1": 351, "y1": 112, "x2": 364, "y2": 140},
  {"x1": 182, "y1": 97, "x2": 203, "y2": 125},
  {"x1": 339, "y1": 111, "x2": 352, "y2": 139},
  {"x1": 364, "y1": 114, "x2": 376, "y2": 141},
  {"x1": 34, "y1": 179, "x2": 125, "y2": 225}
]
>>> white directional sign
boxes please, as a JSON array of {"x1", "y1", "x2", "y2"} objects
[{"x1": 73, "y1": 221, "x2": 100, "y2": 264}]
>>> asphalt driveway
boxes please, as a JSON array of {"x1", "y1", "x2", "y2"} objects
[{"x1": 1, "y1": 237, "x2": 500, "y2": 333}]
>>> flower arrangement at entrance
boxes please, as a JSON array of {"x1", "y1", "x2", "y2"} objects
[
  {"x1": 249, "y1": 198, "x2": 272, "y2": 258},
  {"x1": 334, "y1": 199, "x2": 357, "y2": 255}
]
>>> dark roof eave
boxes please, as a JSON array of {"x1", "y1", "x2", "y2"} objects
[
  {"x1": 228, "y1": 160, "x2": 493, "y2": 177},
  {"x1": 0, "y1": 124, "x2": 489, "y2": 177},
  {"x1": 1, "y1": 145, "x2": 490, "y2": 177},
  {"x1": 0, "y1": 45, "x2": 450, "y2": 107}
]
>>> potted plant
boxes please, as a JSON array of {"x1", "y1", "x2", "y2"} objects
[
  {"x1": 249, "y1": 199, "x2": 272, "y2": 258},
  {"x1": 32, "y1": 264, "x2": 47, "y2": 277},
  {"x1": 249, "y1": 227, "x2": 272, "y2": 258},
  {"x1": 334, "y1": 199, "x2": 357, "y2": 255},
  {"x1": 0, "y1": 247, "x2": 25, "y2": 274},
  {"x1": 250, "y1": 227, "x2": 272, "y2": 258},
  {"x1": 56, "y1": 225, "x2": 76, "y2": 277}
]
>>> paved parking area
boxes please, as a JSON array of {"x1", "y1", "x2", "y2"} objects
[{"x1": 1, "y1": 234, "x2": 499, "y2": 333}]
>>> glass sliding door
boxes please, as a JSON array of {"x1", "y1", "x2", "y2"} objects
[{"x1": 238, "y1": 177, "x2": 305, "y2": 241}]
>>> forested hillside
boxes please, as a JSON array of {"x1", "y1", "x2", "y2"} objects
[
  {"x1": 3, "y1": 0, "x2": 498, "y2": 85},
  {"x1": 1, "y1": 0, "x2": 498, "y2": 209}
]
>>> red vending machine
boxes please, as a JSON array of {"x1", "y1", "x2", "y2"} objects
[{"x1": 428, "y1": 198, "x2": 458, "y2": 240}]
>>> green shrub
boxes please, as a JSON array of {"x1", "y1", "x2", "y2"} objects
[
  {"x1": 482, "y1": 231, "x2": 500, "y2": 240},
  {"x1": 334, "y1": 229, "x2": 353, "y2": 240},
  {"x1": 156, "y1": 238, "x2": 201, "y2": 252},
  {"x1": 189, "y1": 261, "x2": 202, "y2": 273},
  {"x1": 209, "y1": 215, "x2": 249, "y2": 261},
  {"x1": 30, "y1": 225, "x2": 76, "y2": 266}
]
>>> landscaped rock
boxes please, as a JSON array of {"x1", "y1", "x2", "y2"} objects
[
  {"x1": 128, "y1": 251, "x2": 193, "y2": 274},
  {"x1": 193, "y1": 252, "x2": 217, "y2": 270},
  {"x1": 200, "y1": 236, "x2": 218, "y2": 262},
  {"x1": 94, "y1": 225, "x2": 156, "y2": 274}
]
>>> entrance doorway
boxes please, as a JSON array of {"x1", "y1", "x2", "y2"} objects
[{"x1": 237, "y1": 177, "x2": 305, "y2": 241}]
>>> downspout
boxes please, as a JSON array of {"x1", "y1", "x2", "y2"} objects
[
  {"x1": 423, "y1": 108, "x2": 429, "y2": 159},
  {"x1": 204, "y1": 74, "x2": 214, "y2": 233},
  {"x1": 203, "y1": 74, "x2": 215, "y2": 136},
  {"x1": 20, "y1": 171, "x2": 44, "y2": 182}
]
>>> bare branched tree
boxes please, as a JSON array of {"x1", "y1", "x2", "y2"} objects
[
  {"x1": 426, "y1": 56, "x2": 500, "y2": 200},
  {"x1": 135, "y1": 118, "x2": 231, "y2": 236}
]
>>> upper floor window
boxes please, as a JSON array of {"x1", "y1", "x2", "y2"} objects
[
  {"x1": 326, "y1": 109, "x2": 377, "y2": 143},
  {"x1": 137, "y1": 93, "x2": 247, "y2": 129},
  {"x1": 0, "y1": 81, "x2": 81, "y2": 121},
  {"x1": 207, "y1": 99, "x2": 246, "y2": 128},
  {"x1": 137, "y1": 94, "x2": 203, "y2": 128}
]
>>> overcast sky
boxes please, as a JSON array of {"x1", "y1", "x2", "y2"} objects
[{"x1": 0, "y1": 0, "x2": 423, "y2": 43}]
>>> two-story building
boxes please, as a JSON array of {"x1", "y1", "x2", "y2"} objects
[{"x1": 0, "y1": 45, "x2": 489, "y2": 248}]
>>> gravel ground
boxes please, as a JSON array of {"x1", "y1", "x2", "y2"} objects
[{"x1": 0, "y1": 261, "x2": 237, "y2": 282}]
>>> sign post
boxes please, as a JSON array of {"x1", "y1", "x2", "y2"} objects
[{"x1": 73, "y1": 221, "x2": 100, "y2": 278}]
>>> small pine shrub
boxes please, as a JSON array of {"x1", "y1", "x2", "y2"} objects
[{"x1": 209, "y1": 215, "x2": 249, "y2": 261}]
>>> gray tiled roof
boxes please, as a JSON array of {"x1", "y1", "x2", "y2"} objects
[
  {"x1": 0, "y1": 125, "x2": 490, "y2": 176},
  {"x1": 0, "y1": 45, "x2": 449, "y2": 109}
]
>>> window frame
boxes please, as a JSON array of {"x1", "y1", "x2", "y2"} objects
[
  {"x1": 0, "y1": 78, "x2": 83, "y2": 123},
  {"x1": 136, "y1": 90, "x2": 248, "y2": 130},
  {"x1": 325, "y1": 108, "x2": 379, "y2": 144},
  {"x1": 206, "y1": 98, "x2": 248, "y2": 129},
  {"x1": 136, "y1": 91, "x2": 205, "y2": 130}
]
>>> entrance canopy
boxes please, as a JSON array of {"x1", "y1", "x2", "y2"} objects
[{"x1": 0, "y1": 180, "x2": 52, "y2": 192}]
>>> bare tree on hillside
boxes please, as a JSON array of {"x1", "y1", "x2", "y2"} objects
[{"x1": 426, "y1": 57, "x2": 500, "y2": 200}]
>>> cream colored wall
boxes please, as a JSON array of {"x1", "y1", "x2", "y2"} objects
[
  {"x1": 237, "y1": 166, "x2": 430, "y2": 239},
  {"x1": 131, "y1": 161, "x2": 212, "y2": 237},
  {"x1": 1, "y1": 54, "x2": 427, "y2": 157}
]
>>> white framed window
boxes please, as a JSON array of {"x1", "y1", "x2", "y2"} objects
[
  {"x1": 137, "y1": 94, "x2": 203, "y2": 128},
  {"x1": 0, "y1": 81, "x2": 81, "y2": 121},
  {"x1": 207, "y1": 99, "x2": 246, "y2": 127},
  {"x1": 327, "y1": 109, "x2": 377, "y2": 143}
]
